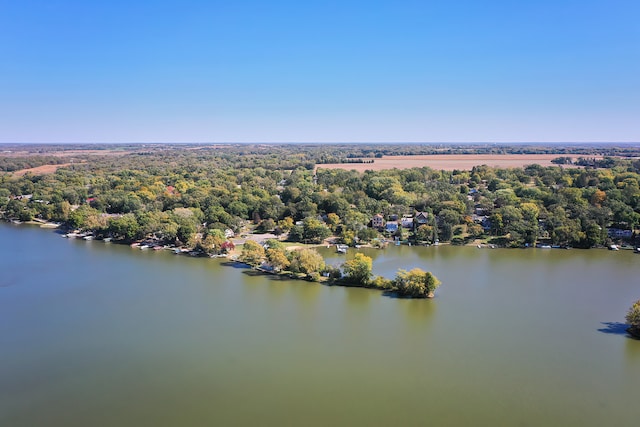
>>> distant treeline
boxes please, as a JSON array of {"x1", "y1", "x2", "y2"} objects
[
  {"x1": 326, "y1": 144, "x2": 640, "y2": 159},
  {"x1": 316, "y1": 158, "x2": 375, "y2": 164},
  {"x1": 0, "y1": 156, "x2": 68, "y2": 172},
  {"x1": 552, "y1": 156, "x2": 640, "y2": 170}
]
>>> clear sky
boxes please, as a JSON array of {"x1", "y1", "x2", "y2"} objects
[{"x1": 1, "y1": 0, "x2": 638, "y2": 143}]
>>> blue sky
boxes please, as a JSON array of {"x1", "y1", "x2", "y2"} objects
[{"x1": 1, "y1": 0, "x2": 638, "y2": 143}]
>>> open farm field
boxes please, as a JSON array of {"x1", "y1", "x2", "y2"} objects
[
  {"x1": 318, "y1": 154, "x2": 595, "y2": 172},
  {"x1": 11, "y1": 163, "x2": 74, "y2": 176}
]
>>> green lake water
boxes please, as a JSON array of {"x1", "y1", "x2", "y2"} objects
[{"x1": 1, "y1": 223, "x2": 639, "y2": 426}]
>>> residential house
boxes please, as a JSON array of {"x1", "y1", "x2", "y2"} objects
[
  {"x1": 415, "y1": 212, "x2": 430, "y2": 227},
  {"x1": 607, "y1": 228, "x2": 632, "y2": 239},
  {"x1": 401, "y1": 216, "x2": 414, "y2": 228},
  {"x1": 372, "y1": 214, "x2": 385, "y2": 229},
  {"x1": 385, "y1": 221, "x2": 399, "y2": 233},
  {"x1": 474, "y1": 205, "x2": 488, "y2": 216}
]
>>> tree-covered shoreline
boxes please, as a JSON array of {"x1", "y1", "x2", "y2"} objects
[
  {"x1": 2, "y1": 143, "x2": 639, "y2": 251},
  {"x1": 237, "y1": 242, "x2": 440, "y2": 299}
]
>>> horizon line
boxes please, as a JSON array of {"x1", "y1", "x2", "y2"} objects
[{"x1": 2, "y1": 141, "x2": 640, "y2": 145}]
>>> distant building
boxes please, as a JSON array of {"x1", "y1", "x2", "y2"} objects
[
  {"x1": 372, "y1": 214, "x2": 385, "y2": 229},
  {"x1": 385, "y1": 221, "x2": 399, "y2": 233},
  {"x1": 401, "y1": 216, "x2": 414, "y2": 228},
  {"x1": 607, "y1": 228, "x2": 632, "y2": 238},
  {"x1": 475, "y1": 206, "x2": 488, "y2": 216},
  {"x1": 415, "y1": 212, "x2": 430, "y2": 226}
]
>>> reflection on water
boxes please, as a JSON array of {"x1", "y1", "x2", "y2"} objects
[
  {"x1": 625, "y1": 335, "x2": 640, "y2": 363},
  {"x1": 1, "y1": 224, "x2": 640, "y2": 427},
  {"x1": 345, "y1": 285, "x2": 373, "y2": 308},
  {"x1": 402, "y1": 297, "x2": 437, "y2": 324}
]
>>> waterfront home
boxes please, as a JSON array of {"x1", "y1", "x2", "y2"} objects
[
  {"x1": 401, "y1": 216, "x2": 414, "y2": 228},
  {"x1": 607, "y1": 228, "x2": 632, "y2": 239},
  {"x1": 415, "y1": 212, "x2": 430, "y2": 226},
  {"x1": 372, "y1": 214, "x2": 385, "y2": 229},
  {"x1": 385, "y1": 221, "x2": 399, "y2": 233}
]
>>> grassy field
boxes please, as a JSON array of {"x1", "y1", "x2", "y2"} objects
[{"x1": 317, "y1": 154, "x2": 590, "y2": 172}]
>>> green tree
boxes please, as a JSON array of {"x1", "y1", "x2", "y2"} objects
[
  {"x1": 266, "y1": 247, "x2": 290, "y2": 272},
  {"x1": 264, "y1": 238, "x2": 285, "y2": 250},
  {"x1": 206, "y1": 229, "x2": 226, "y2": 252},
  {"x1": 415, "y1": 224, "x2": 433, "y2": 242},
  {"x1": 107, "y1": 213, "x2": 141, "y2": 241},
  {"x1": 393, "y1": 268, "x2": 441, "y2": 298},
  {"x1": 198, "y1": 231, "x2": 226, "y2": 255},
  {"x1": 257, "y1": 218, "x2": 276, "y2": 232},
  {"x1": 52, "y1": 200, "x2": 72, "y2": 222},
  {"x1": 176, "y1": 220, "x2": 197, "y2": 245},
  {"x1": 302, "y1": 217, "x2": 331, "y2": 243},
  {"x1": 157, "y1": 221, "x2": 179, "y2": 243},
  {"x1": 239, "y1": 240, "x2": 265, "y2": 266},
  {"x1": 489, "y1": 212, "x2": 504, "y2": 235},
  {"x1": 68, "y1": 205, "x2": 99, "y2": 229},
  {"x1": 278, "y1": 216, "x2": 294, "y2": 231},
  {"x1": 625, "y1": 299, "x2": 640, "y2": 338},
  {"x1": 582, "y1": 222, "x2": 604, "y2": 248},
  {"x1": 342, "y1": 253, "x2": 373, "y2": 286},
  {"x1": 340, "y1": 229, "x2": 356, "y2": 246},
  {"x1": 326, "y1": 213, "x2": 341, "y2": 231},
  {"x1": 290, "y1": 248, "x2": 325, "y2": 279},
  {"x1": 356, "y1": 227, "x2": 378, "y2": 243},
  {"x1": 288, "y1": 225, "x2": 304, "y2": 242}
]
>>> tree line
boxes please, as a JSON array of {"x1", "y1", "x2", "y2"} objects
[
  {"x1": 239, "y1": 242, "x2": 441, "y2": 298},
  {"x1": 1, "y1": 144, "x2": 639, "y2": 250}
]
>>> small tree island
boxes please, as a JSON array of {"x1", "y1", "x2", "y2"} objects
[
  {"x1": 340, "y1": 253, "x2": 441, "y2": 298},
  {"x1": 626, "y1": 299, "x2": 640, "y2": 338},
  {"x1": 241, "y1": 247, "x2": 442, "y2": 299}
]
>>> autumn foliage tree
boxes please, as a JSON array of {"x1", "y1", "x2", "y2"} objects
[
  {"x1": 626, "y1": 299, "x2": 640, "y2": 338},
  {"x1": 342, "y1": 253, "x2": 373, "y2": 286},
  {"x1": 266, "y1": 247, "x2": 290, "y2": 272},
  {"x1": 289, "y1": 248, "x2": 325, "y2": 280},
  {"x1": 393, "y1": 268, "x2": 441, "y2": 298},
  {"x1": 239, "y1": 240, "x2": 265, "y2": 267}
]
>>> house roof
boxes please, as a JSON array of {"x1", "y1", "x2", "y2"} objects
[{"x1": 415, "y1": 212, "x2": 430, "y2": 219}]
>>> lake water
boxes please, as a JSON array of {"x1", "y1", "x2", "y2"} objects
[{"x1": 1, "y1": 223, "x2": 639, "y2": 426}]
